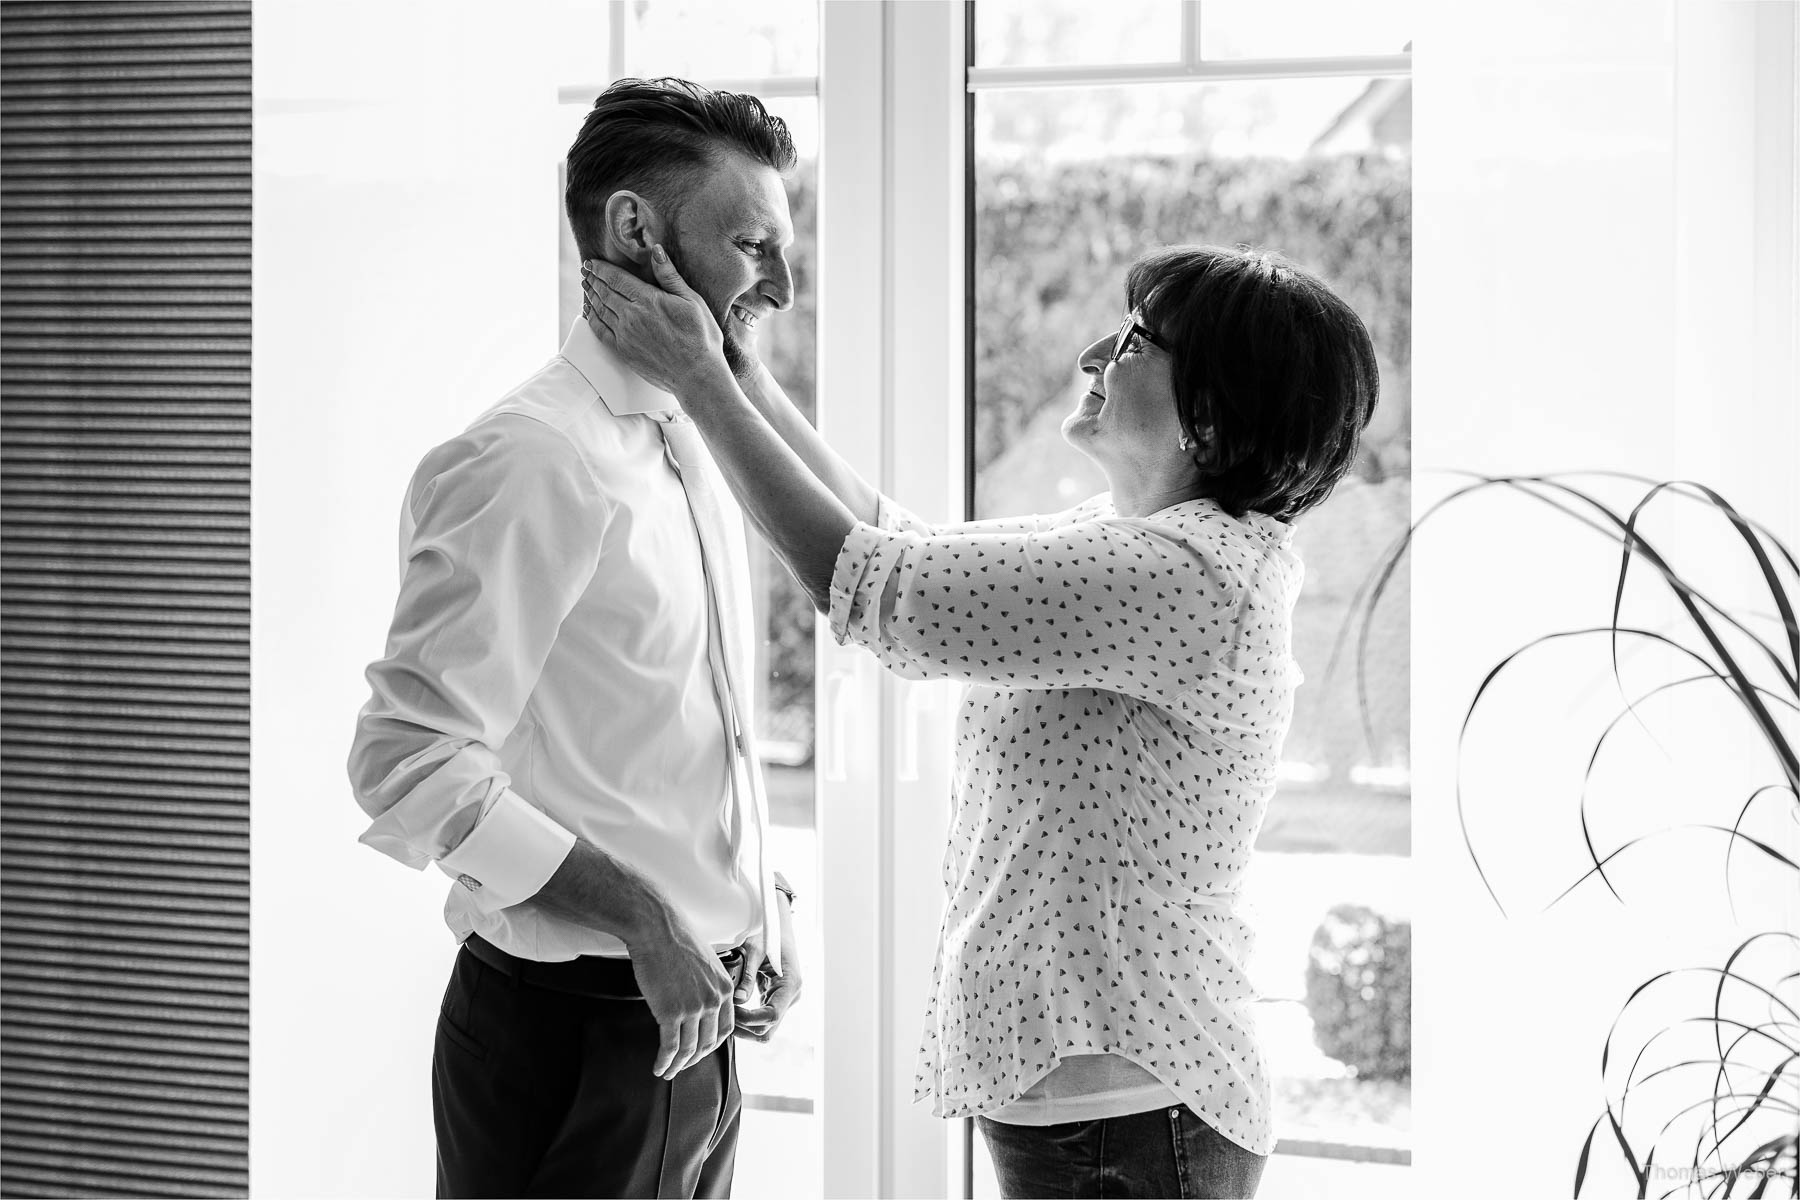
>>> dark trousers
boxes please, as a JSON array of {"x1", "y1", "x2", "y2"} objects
[
  {"x1": 433, "y1": 945, "x2": 741, "y2": 1199},
  {"x1": 978, "y1": 1105, "x2": 1267, "y2": 1200}
]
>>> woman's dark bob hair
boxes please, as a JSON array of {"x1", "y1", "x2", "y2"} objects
[{"x1": 1127, "y1": 245, "x2": 1380, "y2": 521}]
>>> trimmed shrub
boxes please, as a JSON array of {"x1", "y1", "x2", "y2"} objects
[
  {"x1": 972, "y1": 153, "x2": 1412, "y2": 483},
  {"x1": 1304, "y1": 903, "x2": 1412, "y2": 1081}
]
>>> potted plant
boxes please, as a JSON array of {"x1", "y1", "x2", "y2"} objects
[{"x1": 1354, "y1": 472, "x2": 1797, "y2": 1198}]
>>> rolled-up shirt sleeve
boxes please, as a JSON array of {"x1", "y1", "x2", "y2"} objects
[
  {"x1": 347, "y1": 417, "x2": 604, "y2": 910},
  {"x1": 873, "y1": 492, "x2": 1106, "y2": 539},
  {"x1": 828, "y1": 504, "x2": 1248, "y2": 697}
]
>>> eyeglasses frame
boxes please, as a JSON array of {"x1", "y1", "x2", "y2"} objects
[{"x1": 1110, "y1": 313, "x2": 1167, "y2": 362}]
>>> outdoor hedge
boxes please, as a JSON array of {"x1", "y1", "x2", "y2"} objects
[{"x1": 971, "y1": 153, "x2": 1412, "y2": 480}]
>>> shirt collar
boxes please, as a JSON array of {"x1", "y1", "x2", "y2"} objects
[{"x1": 558, "y1": 317, "x2": 679, "y2": 419}]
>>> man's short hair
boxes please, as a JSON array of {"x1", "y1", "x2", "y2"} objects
[
  {"x1": 1126, "y1": 244, "x2": 1381, "y2": 521},
  {"x1": 565, "y1": 77, "x2": 797, "y2": 261}
]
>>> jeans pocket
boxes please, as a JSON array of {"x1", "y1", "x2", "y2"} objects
[{"x1": 1169, "y1": 1106, "x2": 1267, "y2": 1200}]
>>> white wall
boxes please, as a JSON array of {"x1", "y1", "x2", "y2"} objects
[
  {"x1": 1412, "y1": 2, "x2": 1797, "y2": 1196},
  {"x1": 251, "y1": 2, "x2": 561, "y2": 1193}
]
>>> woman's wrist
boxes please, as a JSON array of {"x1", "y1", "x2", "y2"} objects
[
  {"x1": 737, "y1": 360, "x2": 783, "y2": 414},
  {"x1": 674, "y1": 360, "x2": 741, "y2": 410}
]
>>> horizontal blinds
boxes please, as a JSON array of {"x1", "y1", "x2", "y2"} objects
[{"x1": 1, "y1": 2, "x2": 251, "y2": 1197}]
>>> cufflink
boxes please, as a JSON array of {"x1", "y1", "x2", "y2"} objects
[{"x1": 456, "y1": 873, "x2": 483, "y2": 893}]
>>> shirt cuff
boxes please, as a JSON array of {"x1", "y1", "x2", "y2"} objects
[
  {"x1": 875, "y1": 492, "x2": 934, "y2": 535},
  {"x1": 827, "y1": 521, "x2": 894, "y2": 645},
  {"x1": 435, "y1": 785, "x2": 577, "y2": 911}
]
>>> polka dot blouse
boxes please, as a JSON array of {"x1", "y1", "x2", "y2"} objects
[{"x1": 827, "y1": 491, "x2": 1304, "y2": 1156}]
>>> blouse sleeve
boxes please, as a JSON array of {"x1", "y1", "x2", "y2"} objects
[
  {"x1": 826, "y1": 512, "x2": 1252, "y2": 698},
  {"x1": 874, "y1": 492, "x2": 1111, "y2": 539}
]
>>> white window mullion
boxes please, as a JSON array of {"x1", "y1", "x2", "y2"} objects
[
  {"x1": 817, "y1": 2, "x2": 966, "y2": 1197},
  {"x1": 885, "y1": 4, "x2": 968, "y2": 1197},
  {"x1": 816, "y1": 2, "x2": 894, "y2": 1198},
  {"x1": 1181, "y1": 0, "x2": 1204, "y2": 68},
  {"x1": 1750, "y1": 0, "x2": 1796, "y2": 450},
  {"x1": 608, "y1": 0, "x2": 626, "y2": 83},
  {"x1": 967, "y1": 52, "x2": 1411, "y2": 92},
  {"x1": 557, "y1": 78, "x2": 817, "y2": 105}
]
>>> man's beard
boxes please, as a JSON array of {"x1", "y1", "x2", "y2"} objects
[
  {"x1": 720, "y1": 326, "x2": 755, "y2": 381},
  {"x1": 662, "y1": 232, "x2": 757, "y2": 382}
]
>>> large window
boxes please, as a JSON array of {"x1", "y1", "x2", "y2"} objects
[
  {"x1": 547, "y1": 2, "x2": 1410, "y2": 1194},
  {"x1": 550, "y1": 3, "x2": 823, "y2": 1195},
  {"x1": 969, "y1": 1, "x2": 1412, "y2": 1191}
]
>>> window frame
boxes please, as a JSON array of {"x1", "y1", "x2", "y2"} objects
[
  {"x1": 815, "y1": 5, "x2": 969, "y2": 1197},
  {"x1": 967, "y1": 0, "x2": 1409, "y2": 90},
  {"x1": 560, "y1": 1, "x2": 1414, "y2": 1192},
  {"x1": 558, "y1": 4, "x2": 966, "y2": 1196},
  {"x1": 962, "y1": 0, "x2": 1413, "y2": 1183}
]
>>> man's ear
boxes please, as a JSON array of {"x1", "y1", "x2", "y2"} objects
[{"x1": 601, "y1": 191, "x2": 663, "y2": 265}]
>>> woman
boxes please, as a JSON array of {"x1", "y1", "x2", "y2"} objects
[{"x1": 583, "y1": 243, "x2": 1378, "y2": 1199}]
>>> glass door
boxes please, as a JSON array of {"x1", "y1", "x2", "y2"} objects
[{"x1": 967, "y1": 2, "x2": 1413, "y2": 1192}]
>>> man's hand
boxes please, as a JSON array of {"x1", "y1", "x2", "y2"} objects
[
  {"x1": 629, "y1": 927, "x2": 738, "y2": 1080},
  {"x1": 731, "y1": 890, "x2": 801, "y2": 1043},
  {"x1": 529, "y1": 840, "x2": 736, "y2": 1080}
]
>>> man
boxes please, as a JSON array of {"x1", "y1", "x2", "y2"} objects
[{"x1": 347, "y1": 78, "x2": 802, "y2": 1199}]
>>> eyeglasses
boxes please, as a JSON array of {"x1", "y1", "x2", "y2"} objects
[{"x1": 1110, "y1": 313, "x2": 1166, "y2": 362}]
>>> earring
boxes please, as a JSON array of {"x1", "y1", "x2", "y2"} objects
[{"x1": 1178, "y1": 434, "x2": 1193, "y2": 451}]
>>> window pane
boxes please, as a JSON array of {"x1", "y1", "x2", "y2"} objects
[
  {"x1": 1201, "y1": 0, "x2": 1412, "y2": 60},
  {"x1": 543, "y1": 0, "x2": 611, "y2": 88},
  {"x1": 627, "y1": 0, "x2": 818, "y2": 80},
  {"x1": 975, "y1": 74, "x2": 1406, "y2": 164},
  {"x1": 972, "y1": 76, "x2": 1411, "y2": 511},
  {"x1": 975, "y1": 0, "x2": 1184, "y2": 69},
  {"x1": 971, "y1": 74, "x2": 1412, "y2": 1179}
]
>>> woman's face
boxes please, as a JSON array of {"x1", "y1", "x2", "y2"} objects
[{"x1": 1062, "y1": 311, "x2": 1191, "y2": 474}]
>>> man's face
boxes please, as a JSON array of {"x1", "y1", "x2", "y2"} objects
[{"x1": 662, "y1": 154, "x2": 796, "y2": 379}]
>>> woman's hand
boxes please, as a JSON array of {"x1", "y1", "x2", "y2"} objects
[{"x1": 581, "y1": 248, "x2": 732, "y2": 398}]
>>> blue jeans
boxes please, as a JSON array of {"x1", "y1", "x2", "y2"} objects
[{"x1": 978, "y1": 1105, "x2": 1267, "y2": 1199}]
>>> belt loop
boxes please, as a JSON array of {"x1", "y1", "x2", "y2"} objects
[{"x1": 466, "y1": 935, "x2": 521, "y2": 987}]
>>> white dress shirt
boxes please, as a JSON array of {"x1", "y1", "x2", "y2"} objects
[
  {"x1": 829, "y1": 492, "x2": 1302, "y2": 1155},
  {"x1": 348, "y1": 321, "x2": 764, "y2": 961}
]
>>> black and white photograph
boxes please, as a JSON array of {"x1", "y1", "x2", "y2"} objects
[{"x1": 0, "y1": 2, "x2": 1794, "y2": 1197}]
